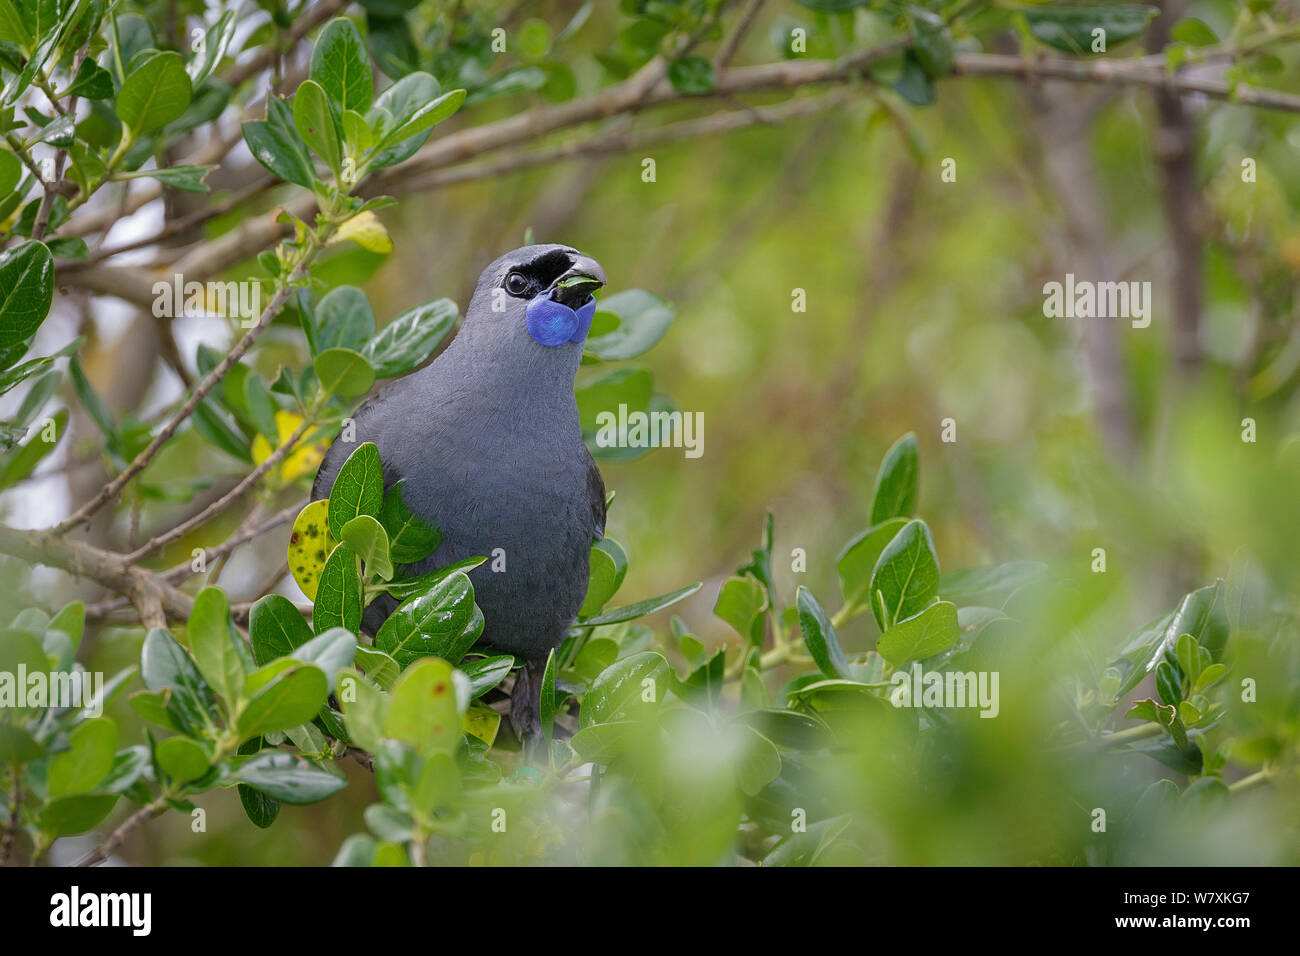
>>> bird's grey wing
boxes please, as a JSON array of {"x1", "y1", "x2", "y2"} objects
[
  {"x1": 310, "y1": 380, "x2": 408, "y2": 501},
  {"x1": 584, "y1": 444, "x2": 606, "y2": 542}
]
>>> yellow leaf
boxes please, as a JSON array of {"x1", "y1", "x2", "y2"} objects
[
  {"x1": 288, "y1": 499, "x2": 334, "y2": 601},
  {"x1": 331, "y1": 211, "x2": 393, "y2": 254},
  {"x1": 462, "y1": 700, "x2": 501, "y2": 746},
  {"x1": 251, "y1": 410, "x2": 326, "y2": 484}
]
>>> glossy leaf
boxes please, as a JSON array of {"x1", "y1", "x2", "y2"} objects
[
  {"x1": 378, "y1": 479, "x2": 441, "y2": 564},
  {"x1": 796, "y1": 586, "x2": 850, "y2": 678},
  {"x1": 327, "y1": 442, "x2": 385, "y2": 539},
  {"x1": 875, "y1": 601, "x2": 960, "y2": 666},
  {"x1": 869, "y1": 520, "x2": 940, "y2": 631}
]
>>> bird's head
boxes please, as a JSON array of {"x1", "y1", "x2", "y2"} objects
[{"x1": 466, "y1": 244, "x2": 607, "y2": 351}]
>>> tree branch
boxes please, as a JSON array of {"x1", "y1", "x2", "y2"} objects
[
  {"x1": 951, "y1": 51, "x2": 1300, "y2": 112},
  {"x1": 0, "y1": 524, "x2": 194, "y2": 622}
]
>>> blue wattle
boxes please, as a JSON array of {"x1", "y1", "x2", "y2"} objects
[{"x1": 526, "y1": 294, "x2": 597, "y2": 347}]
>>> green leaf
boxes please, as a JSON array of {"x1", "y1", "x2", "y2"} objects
[
  {"x1": 667, "y1": 55, "x2": 715, "y2": 94},
  {"x1": 314, "y1": 347, "x2": 375, "y2": 398},
  {"x1": 378, "y1": 479, "x2": 441, "y2": 564},
  {"x1": 385, "y1": 658, "x2": 462, "y2": 756},
  {"x1": 341, "y1": 514, "x2": 394, "y2": 581},
  {"x1": 314, "y1": 285, "x2": 376, "y2": 353},
  {"x1": 294, "y1": 78, "x2": 342, "y2": 173},
  {"x1": 1194, "y1": 663, "x2": 1226, "y2": 693},
  {"x1": 1160, "y1": 581, "x2": 1228, "y2": 663},
  {"x1": 64, "y1": 58, "x2": 114, "y2": 99},
  {"x1": 1155, "y1": 660, "x2": 1182, "y2": 706},
  {"x1": 327, "y1": 441, "x2": 385, "y2": 539},
  {"x1": 237, "y1": 664, "x2": 330, "y2": 738},
  {"x1": 314, "y1": 543, "x2": 364, "y2": 635},
  {"x1": 193, "y1": 399, "x2": 252, "y2": 462},
  {"x1": 585, "y1": 289, "x2": 674, "y2": 361},
  {"x1": 361, "y1": 298, "x2": 457, "y2": 377},
  {"x1": 0, "y1": 151, "x2": 21, "y2": 199},
  {"x1": 155, "y1": 735, "x2": 211, "y2": 784},
  {"x1": 290, "y1": 627, "x2": 357, "y2": 690},
  {"x1": 573, "y1": 583, "x2": 702, "y2": 628},
  {"x1": 1174, "y1": 632, "x2": 1201, "y2": 687},
  {"x1": 0, "y1": 240, "x2": 55, "y2": 350},
  {"x1": 188, "y1": 586, "x2": 245, "y2": 710},
  {"x1": 892, "y1": 51, "x2": 934, "y2": 107},
  {"x1": 341, "y1": 655, "x2": 394, "y2": 704},
  {"x1": 580, "y1": 537, "x2": 628, "y2": 617},
  {"x1": 332, "y1": 833, "x2": 379, "y2": 866},
  {"x1": 579, "y1": 651, "x2": 669, "y2": 729},
  {"x1": 38, "y1": 793, "x2": 118, "y2": 836},
  {"x1": 458, "y1": 655, "x2": 515, "y2": 698},
  {"x1": 45, "y1": 236, "x2": 88, "y2": 258},
  {"x1": 539, "y1": 648, "x2": 558, "y2": 742},
  {"x1": 737, "y1": 726, "x2": 781, "y2": 797},
  {"x1": 100, "y1": 746, "x2": 150, "y2": 794},
  {"x1": 342, "y1": 108, "x2": 374, "y2": 151},
  {"x1": 236, "y1": 750, "x2": 346, "y2": 803},
  {"x1": 123, "y1": 164, "x2": 214, "y2": 193},
  {"x1": 140, "y1": 627, "x2": 217, "y2": 734},
  {"x1": 369, "y1": 88, "x2": 464, "y2": 158},
  {"x1": 796, "y1": 586, "x2": 850, "y2": 678},
  {"x1": 0, "y1": 723, "x2": 43, "y2": 764},
  {"x1": 1169, "y1": 17, "x2": 1217, "y2": 47},
  {"x1": 243, "y1": 96, "x2": 317, "y2": 187},
  {"x1": 187, "y1": 9, "x2": 236, "y2": 85},
  {"x1": 238, "y1": 780, "x2": 281, "y2": 828},
  {"x1": 46, "y1": 600, "x2": 84, "y2": 651},
  {"x1": 836, "y1": 518, "x2": 907, "y2": 616},
  {"x1": 374, "y1": 568, "x2": 481, "y2": 667},
  {"x1": 576, "y1": 366, "x2": 653, "y2": 433},
  {"x1": 570, "y1": 721, "x2": 636, "y2": 763},
  {"x1": 869, "y1": 519, "x2": 940, "y2": 631},
  {"x1": 48, "y1": 717, "x2": 117, "y2": 796},
  {"x1": 311, "y1": 16, "x2": 373, "y2": 112},
  {"x1": 115, "y1": 51, "x2": 192, "y2": 135},
  {"x1": 338, "y1": 666, "x2": 387, "y2": 751},
  {"x1": 713, "y1": 575, "x2": 767, "y2": 646},
  {"x1": 875, "y1": 601, "x2": 960, "y2": 666},
  {"x1": 869, "y1": 433, "x2": 919, "y2": 525},
  {"x1": 365, "y1": 71, "x2": 440, "y2": 169},
  {"x1": 1017, "y1": 3, "x2": 1158, "y2": 55},
  {"x1": 0, "y1": 407, "x2": 67, "y2": 489},
  {"x1": 909, "y1": 7, "x2": 954, "y2": 77}
]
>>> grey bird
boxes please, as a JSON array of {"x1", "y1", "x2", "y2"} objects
[{"x1": 311, "y1": 244, "x2": 607, "y2": 744}]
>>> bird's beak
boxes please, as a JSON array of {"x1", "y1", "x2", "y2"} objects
[{"x1": 550, "y1": 255, "x2": 606, "y2": 308}]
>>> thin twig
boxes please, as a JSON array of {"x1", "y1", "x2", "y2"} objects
[
  {"x1": 72, "y1": 795, "x2": 169, "y2": 867},
  {"x1": 715, "y1": 0, "x2": 766, "y2": 69}
]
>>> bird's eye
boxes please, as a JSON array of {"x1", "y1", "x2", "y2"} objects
[{"x1": 504, "y1": 272, "x2": 529, "y2": 296}]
